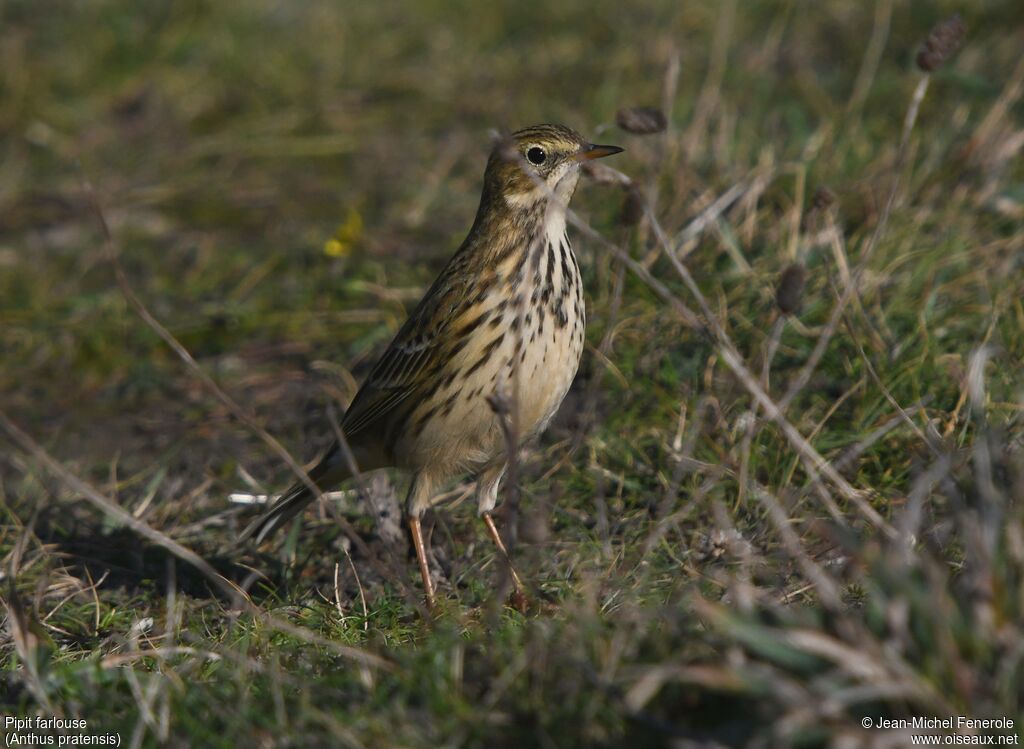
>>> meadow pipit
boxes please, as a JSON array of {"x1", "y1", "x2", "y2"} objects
[{"x1": 243, "y1": 124, "x2": 623, "y2": 606}]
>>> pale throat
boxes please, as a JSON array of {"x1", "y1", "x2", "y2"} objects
[
  {"x1": 541, "y1": 198, "x2": 568, "y2": 247},
  {"x1": 501, "y1": 163, "x2": 581, "y2": 222},
  {"x1": 542, "y1": 169, "x2": 579, "y2": 244}
]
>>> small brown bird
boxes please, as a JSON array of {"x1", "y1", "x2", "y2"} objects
[{"x1": 243, "y1": 124, "x2": 622, "y2": 606}]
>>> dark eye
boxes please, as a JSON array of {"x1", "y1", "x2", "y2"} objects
[{"x1": 526, "y1": 146, "x2": 546, "y2": 165}]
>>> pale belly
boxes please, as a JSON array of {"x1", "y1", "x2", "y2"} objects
[
  {"x1": 513, "y1": 297, "x2": 585, "y2": 439},
  {"x1": 398, "y1": 227, "x2": 585, "y2": 478}
]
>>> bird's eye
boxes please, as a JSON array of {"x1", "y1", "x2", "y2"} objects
[{"x1": 526, "y1": 146, "x2": 546, "y2": 165}]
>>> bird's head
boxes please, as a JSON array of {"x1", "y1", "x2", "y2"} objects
[{"x1": 483, "y1": 124, "x2": 622, "y2": 211}]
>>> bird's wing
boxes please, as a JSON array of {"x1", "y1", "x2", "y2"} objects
[{"x1": 339, "y1": 266, "x2": 471, "y2": 438}]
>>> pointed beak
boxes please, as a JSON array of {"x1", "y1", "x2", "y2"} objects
[{"x1": 578, "y1": 143, "x2": 624, "y2": 161}]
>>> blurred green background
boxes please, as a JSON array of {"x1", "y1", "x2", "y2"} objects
[{"x1": 1, "y1": 1, "x2": 1022, "y2": 746}]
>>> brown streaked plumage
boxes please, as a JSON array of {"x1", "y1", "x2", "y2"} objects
[{"x1": 242, "y1": 124, "x2": 623, "y2": 607}]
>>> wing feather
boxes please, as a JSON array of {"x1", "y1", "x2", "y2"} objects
[{"x1": 339, "y1": 262, "x2": 473, "y2": 438}]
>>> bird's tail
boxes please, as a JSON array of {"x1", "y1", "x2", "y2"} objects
[{"x1": 239, "y1": 450, "x2": 348, "y2": 545}]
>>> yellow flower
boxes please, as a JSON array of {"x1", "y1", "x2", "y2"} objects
[
  {"x1": 323, "y1": 239, "x2": 346, "y2": 257},
  {"x1": 323, "y1": 208, "x2": 363, "y2": 258}
]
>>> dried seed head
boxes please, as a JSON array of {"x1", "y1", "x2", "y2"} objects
[
  {"x1": 811, "y1": 186, "x2": 836, "y2": 211},
  {"x1": 916, "y1": 14, "x2": 967, "y2": 73},
  {"x1": 802, "y1": 186, "x2": 837, "y2": 231},
  {"x1": 615, "y1": 106, "x2": 667, "y2": 135},
  {"x1": 619, "y1": 185, "x2": 645, "y2": 227},
  {"x1": 776, "y1": 263, "x2": 807, "y2": 316}
]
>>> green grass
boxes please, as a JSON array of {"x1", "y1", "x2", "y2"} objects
[{"x1": 2, "y1": 0, "x2": 1023, "y2": 746}]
